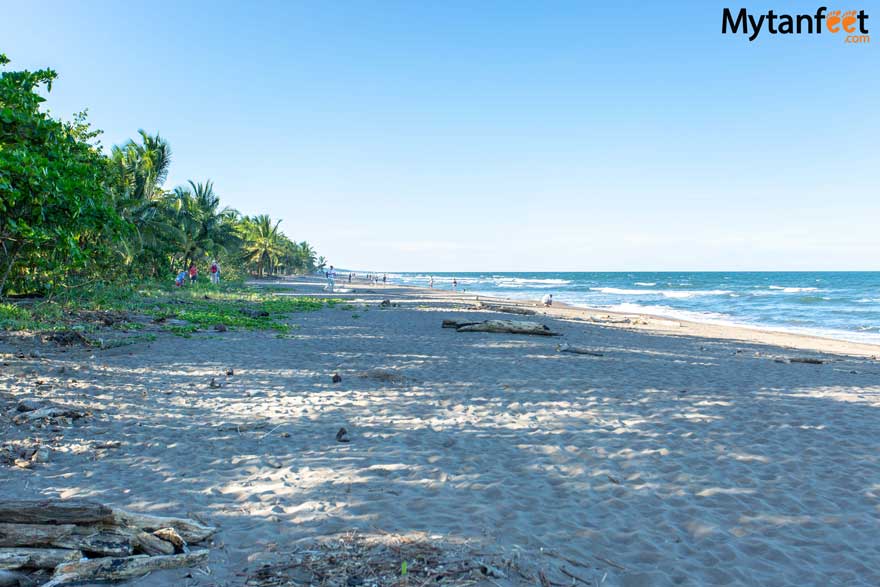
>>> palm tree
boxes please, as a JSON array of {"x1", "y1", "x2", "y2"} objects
[{"x1": 241, "y1": 215, "x2": 283, "y2": 277}]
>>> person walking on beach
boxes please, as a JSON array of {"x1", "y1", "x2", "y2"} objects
[
  {"x1": 429, "y1": 276, "x2": 434, "y2": 288},
  {"x1": 210, "y1": 260, "x2": 220, "y2": 284},
  {"x1": 383, "y1": 274, "x2": 387, "y2": 284},
  {"x1": 189, "y1": 264, "x2": 198, "y2": 284},
  {"x1": 452, "y1": 278, "x2": 458, "y2": 290}
]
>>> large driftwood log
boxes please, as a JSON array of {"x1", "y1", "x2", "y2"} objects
[
  {"x1": 442, "y1": 319, "x2": 480, "y2": 329},
  {"x1": 112, "y1": 509, "x2": 216, "y2": 543},
  {"x1": 0, "y1": 501, "x2": 113, "y2": 525},
  {"x1": 0, "y1": 547, "x2": 81, "y2": 570},
  {"x1": 455, "y1": 320, "x2": 559, "y2": 336},
  {"x1": 0, "y1": 523, "x2": 132, "y2": 557},
  {"x1": 475, "y1": 303, "x2": 537, "y2": 316},
  {"x1": 42, "y1": 549, "x2": 209, "y2": 587}
]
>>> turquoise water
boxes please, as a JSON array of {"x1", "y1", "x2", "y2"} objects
[{"x1": 389, "y1": 272, "x2": 880, "y2": 344}]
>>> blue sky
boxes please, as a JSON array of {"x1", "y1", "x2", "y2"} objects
[{"x1": 2, "y1": 1, "x2": 877, "y2": 271}]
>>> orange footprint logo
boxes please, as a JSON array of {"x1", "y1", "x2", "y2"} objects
[
  {"x1": 842, "y1": 10, "x2": 858, "y2": 32},
  {"x1": 827, "y1": 10, "x2": 842, "y2": 33}
]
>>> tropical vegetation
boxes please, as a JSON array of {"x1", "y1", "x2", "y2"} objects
[{"x1": 0, "y1": 53, "x2": 321, "y2": 298}]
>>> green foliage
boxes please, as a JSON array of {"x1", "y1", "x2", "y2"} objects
[
  {"x1": 0, "y1": 51, "x2": 323, "y2": 299},
  {"x1": 0, "y1": 54, "x2": 123, "y2": 296}
]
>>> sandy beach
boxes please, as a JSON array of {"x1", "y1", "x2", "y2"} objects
[{"x1": 3, "y1": 276, "x2": 880, "y2": 586}]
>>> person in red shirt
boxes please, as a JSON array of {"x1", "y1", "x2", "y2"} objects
[{"x1": 189, "y1": 264, "x2": 198, "y2": 284}]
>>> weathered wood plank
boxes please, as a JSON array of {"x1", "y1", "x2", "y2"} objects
[
  {"x1": 0, "y1": 501, "x2": 113, "y2": 525},
  {"x1": 42, "y1": 549, "x2": 209, "y2": 587}
]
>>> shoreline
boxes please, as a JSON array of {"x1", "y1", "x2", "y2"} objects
[{"x1": 290, "y1": 275, "x2": 880, "y2": 358}]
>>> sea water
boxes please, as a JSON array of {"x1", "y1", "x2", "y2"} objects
[{"x1": 389, "y1": 272, "x2": 880, "y2": 344}]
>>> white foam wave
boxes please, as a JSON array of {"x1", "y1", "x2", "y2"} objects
[
  {"x1": 590, "y1": 287, "x2": 731, "y2": 299},
  {"x1": 768, "y1": 286, "x2": 819, "y2": 293},
  {"x1": 634, "y1": 282, "x2": 656, "y2": 286}
]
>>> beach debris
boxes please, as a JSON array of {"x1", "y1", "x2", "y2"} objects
[
  {"x1": 16, "y1": 399, "x2": 44, "y2": 412},
  {"x1": 454, "y1": 319, "x2": 560, "y2": 337},
  {"x1": 263, "y1": 457, "x2": 283, "y2": 469},
  {"x1": 475, "y1": 302, "x2": 537, "y2": 316},
  {"x1": 789, "y1": 357, "x2": 826, "y2": 365},
  {"x1": 556, "y1": 343, "x2": 604, "y2": 357},
  {"x1": 12, "y1": 406, "x2": 87, "y2": 425},
  {"x1": 42, "y1": 331, "x2": 94, "y2": 347},
  {"x1": 243, "y1": 531, "x2": 535, "y2": 587},
  {"x1": 213, "y1": 323, "x2": 228, "y2": 332},
  {"x1": 209, "y1": 378, "x2": 222, "y2": 389},
  {"x1": 773, "y1": 356, "x2": 826, "y2": 365},
  {"x1": 442, "y1": 319, "x2": 481, "y2": 329},
  {"x1": 0, "y1": 500, "x2": 214, "y2": 585},
  {"x1": 336, "y1": 427, "x2": 351, "y2": 443},
  {"x1": 331, "y1": 373, "x2": 342, "y2": 384},
  {"x1": 356, "y1": 369, "x2": 409, "y2": 384}
]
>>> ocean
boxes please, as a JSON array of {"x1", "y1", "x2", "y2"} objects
[{"x1": 388, "y1": 272, "x2": 880, "y2": 344}]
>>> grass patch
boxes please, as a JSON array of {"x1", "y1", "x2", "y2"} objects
[{"x1": 1, "y1": 281, "x2": 342, "y2": 339}]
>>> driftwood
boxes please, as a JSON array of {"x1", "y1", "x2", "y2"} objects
[
  {"x1": 51, "y1": 529, "x2": 133, "y2": 557},
  {"x1": 0, "y1": 501, "x2": 113, "y2": 525},
  {"x1": 0, "y1": 547, "x2": 80, "y2": 570},
  {"x1": 455, "y1": 320, "x2": 559, "y2": 336},
  {"x1": 789, "y1": 357, "x2": 825, "y2": 365},
  {"x1": 112, "y1": 509, "x2": 216, "y2": 543},
  {"x1": 0, "y1": 500, "x2": 213, "y2": 586},
  {"x1": 442, "y1": 319, "x2": 480, "y2": 329},
  {"x1": 130, "y1": 530, "x2": 175, "y2": 556},
  {"x1": 0, "y1": 524, "x2": 131, "y2": 557},
  {"x1": 0, "y1": 570, "x2": 27, "y2": 587},
  {"x1": 475, "y1": 302, "x2": 537, "y2": 316},
  {"x1": 556, "y1": 343, "x2": 604, "y2": 357},
  {"x1": 42, "y1": 549, "x2": 209, "y2": 587}
]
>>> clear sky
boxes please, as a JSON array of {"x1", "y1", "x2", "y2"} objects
[{"x1": 2, "y1": 1, "x2": 877, "y2": 271}]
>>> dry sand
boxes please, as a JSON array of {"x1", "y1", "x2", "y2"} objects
[{"x1": 2, "y1": 277, "x2": 880, "y2": 585}]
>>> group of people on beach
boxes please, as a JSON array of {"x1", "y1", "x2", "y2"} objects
[{"x1": 175, "y1": 260, "x2": 221, "y2": 287}]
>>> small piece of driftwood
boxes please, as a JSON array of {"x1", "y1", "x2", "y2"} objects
[{"x1": 41, "y1": 549, "x2": 209, "y2": 587}]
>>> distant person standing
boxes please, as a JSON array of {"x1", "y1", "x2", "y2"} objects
[
  {"x1": 452, "y1": 278, "x2": 458, "y2": 290},
  {"x1": 348, "y1": 272, "x2": 352, "y2": 283},
  {"x1": 383, "y1": 274, "x2": 387, "y2": 284},
  {"x1": 189, "y1": 264, "x2": 198, "y2": 284},
  {"x1": 325, "y1": 265, "x2": 336, "y2": 292},
  {"x1": 210, "y1": 260, "x2": 220, "y2": 284},
  {"x1": 541, "y1": 293, "x2": 553, "y2": 306},
  {"x1": 429, "y1": 276, "x2": 434, "y2": 288}
]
